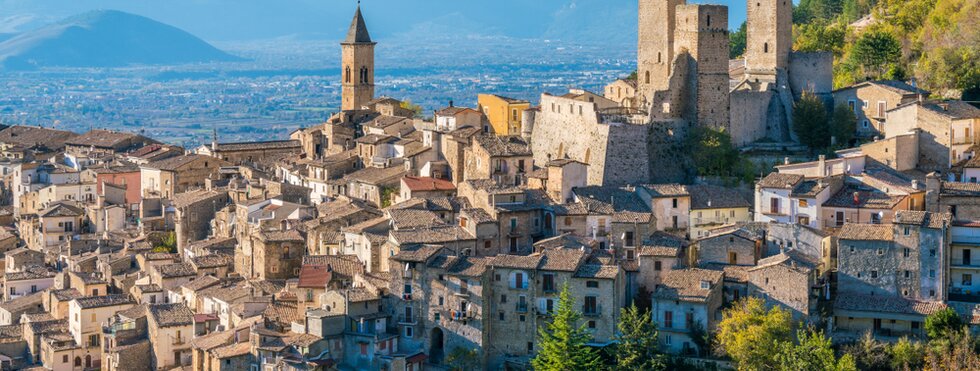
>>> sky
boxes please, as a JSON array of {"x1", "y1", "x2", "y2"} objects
[{"x1": 0, "y1": 0, "x2": 753, "y2": 45}]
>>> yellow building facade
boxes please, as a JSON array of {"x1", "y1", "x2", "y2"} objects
[{"x1": 478, "y1": 94, "x2": 530, "y2": 136}]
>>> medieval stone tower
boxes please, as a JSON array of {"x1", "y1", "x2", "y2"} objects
[
  {"x1": 638, "y1": 0, "x2": 684, "y2": 99},
  {"x1": 744, "y1": 0, "x2": 793, "y2": 80},
  {"x1": 674, "y1": 4, "x2": 730, "y2": 131},
  {"x1": 341, "y1": 6, "x2": 376, "y2": 111}
]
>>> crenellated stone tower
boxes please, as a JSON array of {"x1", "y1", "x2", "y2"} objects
[
  {"x1": 341, "y1": 5, "x2": 376, "y2": 111},
  {"x1": 744, "y1": 0, "x2": 793, "y2": 81},
  {"x1": 638, "y1": 0, "x2": 684, "y2": 100}
]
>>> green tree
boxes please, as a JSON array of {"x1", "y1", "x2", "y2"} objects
[
  {"x1": 532, "y1": 283, "x2": 601, "y2": 371},
  {"x1": 923, "y1": 329, "x2": 980, "y2": 370},
  {"x1": 889, "y1": 337, "x2": 926, "y2": 370},
  {"x1": 400, "y1": 99, "x2": 423, "y2": 118},
  {"x1": 445, "y1": 347, "x2": 480, "y2": 371},
  {"x1": 793, "y1": 20, "x2": 847, "y2": 56},
  {"x1": 925, "y1": 307, "x2": 964, "y2": 340},
  {"x1": 848, "y1": 30, "x2": 902, "y2": 80},
  {"x1": 793, "y1": 92, "x2": 830, "y2": 150},
  {"x1": 829, "y1": 104, "x2": 857, "y2": 147},
  {"x1": 730, "y1": 21, "x2": 747, "y2": 59},
  {"x1": 842, "y1": 332, "x2": 891, "y2": 371},
  {"x1": 614, "y1": 304, "x2": 665, "y2": 370},
  {"x1": 715, "y1": 297, "x2": 793, "y2": 370},
  {"x1": 687, "y1": 126, "x2": 739, "y2": 177},
  {"x1": 153, "y1": 232, "x2": 177, "y2": 253},
  {"x1": 776, "y1": 328, "x2": 857, "y2": 371}
]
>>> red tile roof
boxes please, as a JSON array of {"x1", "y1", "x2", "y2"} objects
[
  {"x1": 402, "y1": 176, "x2": 456, "y2": 192},
  {"x1": 297, "y1": 264, "x2": 331, "y2": 289}
]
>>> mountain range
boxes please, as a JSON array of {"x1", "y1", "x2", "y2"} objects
[{"x1": 0, "y1": 10, "x2": 243, "y2": 70}]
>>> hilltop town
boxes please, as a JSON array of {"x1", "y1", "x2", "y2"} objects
[{"x1": 0, "y1": 1, "x2": 977, "y2": 370}]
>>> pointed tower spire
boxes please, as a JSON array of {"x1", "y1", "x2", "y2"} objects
[{"x1": 344, "y1": 4, "x2": 373, "y2": 44}]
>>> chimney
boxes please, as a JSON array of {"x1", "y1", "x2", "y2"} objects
[
  {"x1": 911, "y1": 180, "x2": 920, "y2": 190},
  {"x1": 784, "y1": 157, "x2": 790, "y2": 165},
  {"x1": 818, "y1": 155, "x2": 827, "y2": 177},
  {"x1": 449, "y1": 100, "x2": 454, "y2": 108},
  {"x1": 852, "y1": 192, "x2": 860, "y2": 205}
]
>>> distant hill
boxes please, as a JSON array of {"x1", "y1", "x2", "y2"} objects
[{"x1": 0, "y1": 10, "x2": 244, "y2": 70}]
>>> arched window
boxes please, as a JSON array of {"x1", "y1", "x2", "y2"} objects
[
  {"x1": 74, "y1": 357, "x2": 81, "y2": 367},
  {"x1": 764, "y1": 42, "x2": 769, "y2": 53},
  {"x1": 707, "y1": 15, "x2": 711, "y2": 27},
  {"x1": 645, "y1": 71, "x2": 651, "y2": 84},
  {"x1": 345, "y1": 66, "x2": 351, "y2": 83}
]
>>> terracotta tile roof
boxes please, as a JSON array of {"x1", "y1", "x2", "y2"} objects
[
  {"x1": 447, "y1": 257, "x2": 490, "y2": 277},
  {"x1": 473, "y1": 133, "x2": 532, "y2": 157},
  {"x1": 148, "y1": 303, "x2": 194, "y2": 327},
  {"x1": 387, "y1": 208, "x2": 444, "y2": 229},
  {"x1": 490, "y1": 254, "x2": 543, "y2": 270},
  {"x1": 824, "y1": 185, "x2": 906, "y2": 209},
  {"x1": 344, "y1": 166, "x2": 406, "y2": 185},
  {"x1": 65, "y1": 129, "x2": 152, "y2": 149},
  {"x1": 39, "y1": 202, "x2": 84, "y2": 217},
  {"x1": 154, "y1": 262, "x2": 197, "y2": 278},
  {"x1": 391, "y1": 244, "x2": 444, "y2": 263},
  {"x1": 390, "y1": 225, "x2": 474, "y2": 245},
  {"x1": 211, "y1": 342, "x2": 252, "y2": 359},
  {"x1": 688, "y1": 185, "x2": 751, "y2": 210},
  {"x1": 181, "y1": 276, "x2": 222, "y2": 292},
  {"x1": 834, "y1": 293, "x2": 947, "y2": 316},
  {"x1": 791, "y1": 176, "x2": 844, "y2": 198},
  {"x1": 941, "y1": 181, "x2": 980, "y2": 196},
  {"x1": 263, "y1": 301, "x2": 300, "y2": 325},
  {"x1": 0, "y1": 292, "x2": 42, "y2": 312},
  {"x1": 836, "y1": 223, "x2": 894, "y2": 241},
  {"x1": 191, "y1": 254, "x2": 233, "y2": 269},
  {"x1": 757, "y1": 173, "x2": 804, "y2": 189},
  {"x1": 172, "y1": 189, "x2": 225, "y2": 208},
  {"x1": 534, "y1": 234, "x2": 598, "y2": 251},
  {"x1": 573, "y1": 264, "x2": 619, "y2": 279},
  {"x1": 893, "y1": 211, "x2": 951, "y2": 229},
  {"x1": 401, "y1": 176, "x2": 456, "y2": 192},
  {"x1": 213, "y1": 140, "x2": 300, "y2": 152},
  {"x1": 435, "y1": 106, "x2": 480, "y2": 116},
  {"x1": 653, "y1": 268, "x2": 723, "y2": 302},
  {"x1": 73, "y1": 294, "x2": 133, "y2": 309},
  {"x1": 640, "y1": 183, "x2": 689, "y2": 197},
  {"x1": 702, "y1": 263, "x2": 750, "y2": 282},
  {"x1": 573, "y1": 186, "x2": 652, "y2": 222},
  {"x1": 546, "y1": 158, "x2": 588, "y2": 167},
  {"x1": 538, "y1": 248, "x2": 587, "y2": 272},
  {"x1": 144, "y1": 154, "x2": 212, "y2": 171},
  {"x1": 461, "y1": 208, "x2": 495, "y2": 224},
  {"x1": 0, "y1": 126, "x2": 77, "y2": 150},
  {"x1": 297, "y1": 265, "x2": 330, "y2": 289}
]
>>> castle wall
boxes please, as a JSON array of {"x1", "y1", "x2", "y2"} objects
[
  {"x1": 530, "y1": 94, "x2": 612, "y2": 186},
  {"x1": 788, "y1": 52, "x2": 834, "y2": 96},
  {"x1": 729, "y1": 90, "x2": 773, "y2": 146},
  {"x1": 674, "y1": 4, "x2": 731, "y2": 132}
]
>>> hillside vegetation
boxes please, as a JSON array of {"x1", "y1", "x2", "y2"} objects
[{"x1": 733, "y1": 0, "x2": 979, "y2": 98}]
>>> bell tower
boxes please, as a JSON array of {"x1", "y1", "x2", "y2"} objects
[{"x1": 341, "y1": 5, "x2": 376, "y2": 111}]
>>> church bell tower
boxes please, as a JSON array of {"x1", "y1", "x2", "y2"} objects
[{"x1": 341, "y1": 5, "x2": 376, "y2": 111}]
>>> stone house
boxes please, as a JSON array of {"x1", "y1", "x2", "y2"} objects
[
  {"x1": 884, "y1": 100, "x2": 980, "y2": 171},
  {"x1": 172, "y1": 189, "x2": 230, "y2": 254},
  {"x1": 341, "y1": 217, "x2": 391, "y2": 273},
  {"x1": 189, "y1": 254, "x2": 233, "y2": 278},
  {"x1": 318, "y1": 287, "x2": 392, "y2": 369},
  {"x1": 345, "y1": 166, "x2": 406, "y2": 207},
  {"x1": 291, "y1": 254, "x2": 365, "y2": 312},
  {"x1": 242, "y1": 230, "x2": 305, "y2": 280},
  {"x1": 637, "y1": 183, "x2": 690, "y2": 233},
  {"x1": 651, "y1": 268, "x2": 723, "y2": 355},
  {"x1": 834, "y1": 212, "x2": 951, "y2": 340},
  {"x1": 458, "y1": 207, "x2": 499, "y2": 256},
  {"x1": 747, "y1": 250, "x2": 822, "y2": 321},
  {"x1": 81, "y1": 160, "x2": 143, "y2": 210},
  {"x1": 68, "y1": 295, "x2": 135, "y2": 367},
  {"x1": 435, "y1": 106, "x2": 483, "y2": 133},
  {"x1": 477, "y1": 94, "x2": 531, "y2": 136},
  {"x1": 140, "y1": 155, "x2": 230, "y2": 199},
  {"x1": 63, "y1": 129, "x2": 157, "y2": 159},
  {"x1": 196, "y1": 140, "x2": 302, "y2": 168},
  {"x1": 32, "y1": 201, "x2": 85, "y2": 251},
  {"x1": 464, "y1": 133, "x2": 532, "y2": 186},
  {"x1": 695, "y1": 228, "x2": 761, "y2": 266},
  {"x1": 43, "y1": 289, "x2": 82, "y2": 320},
  {"x1": 4, "y1": 267, "x2": 56, "y2": 301},
  {"x1": 395, "y1": 176, "x2": 455, "y2": 204},
  {"x1": 572, "y1": 186, "x2": 655, "y2": 260},
  {"x1": 821, "y1": 183, "x2": 908, "y2": 228},
  {"x1": 688, "y1": 185, "x2": 751, "y2": 239},
  {"x1": 603, "y1": 78, "x2": 638, "y2": 108},
  {"x1": 306, "y1": 197, "x2": 381, "y2": 256},
  {"x1": 146, "y1": 303, "x2": 195, "y2": 369},
  {"x1": 299, "y1": 150, "x2": 359, "y2": 204},
  {"x1": 66, "y1": 271, "x2": 108, "y2": 297},
  {"x1": 755, "y1": 172, "x2": 844, "y2": 229},
  {"x1": 831, "y1": 80, "x2": 927, "y2": 138},
  {"x1": 637, "y1": 232, "x2": 688, "y2": 294},
  {"x1": 0, "y1": 293, "x2": 43, "y2": 326},
  {"x1": 439, "y1": 126, "x2": 481, "y2": 184},
  {"x1": 362, "y1": 115, "x2": 415, "y2": 137},
  {"x1": 540, "y1": 159, "x2": 588, "y2": 205},
  {"x1": 354, "y1": 134, "x2": 398, "y2": 168},
  {"x1": 149, "y1": 262, "x2": 197, "y2": 291},
  {"x1": 927, "y1": 176, "x2": 980, "y2": 220}
]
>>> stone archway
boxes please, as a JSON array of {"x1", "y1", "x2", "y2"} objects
[{"x1": 430, "y1": 327, "x2": 445, "y2": 364}]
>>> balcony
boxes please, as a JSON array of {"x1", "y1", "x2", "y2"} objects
[
  {"x1": 582, "y1": 305, "x2": 602, "y2": 317},
  {"x1": 398, "y1": 315, "x2": 417, "y2": 325},
  {"x1": 951, "y1": 260, "x2": 980, "y2": 269},
  {"x1": 447, "y1": 309, "x2": 476, "y2": 321},
  {"x1": 515, "y1": 302, "x2": 528, "y2": 313}
]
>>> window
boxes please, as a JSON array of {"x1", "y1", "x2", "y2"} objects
[
  {"x1": 877, "y1": 101, "x2": 886, "y2": 117},
  {"x1": 404, "y1": 326, "x2": 413, "y2": 337},
  {"x1": 904, "y1": 248, "x2": 911, "y2": 257},
  {"x1": 904, "y1": 227, "x2": 911, "y2": 236},
  {"x1": 764, "y1": 42, "x2": 769, "y2": 53},
  {"x1": 498, "y1": 311, "x2": 505, "y2": 321},
  {"x1": 905, "y1": 270, "x2": 911, "y2": 278},
  {"x1": 871, "y1": 271, "x2": 878, "y2": 278},
  {"x1": 89, "y1": 334, "x2": 100, "y2": 347},
  {"x1": 654, "y1": 261, "x2": 662, "y2": 271},
  {"x1": 542, "y1": 274, "x2": 555, "y2": 292},
  {"x1": 798, "y1": 199, "x2": 808, "y2": 207},
  {"x1": 586, "y1": 281, "x2": 599, "y2": 288},
  {"x1": 625, "y1": 231, "x2": 635, "y2": 247},
  {"x1": 672, "y1": 198, "x2": 678, "y2": 208},
  {"x1": 438, "y1": 296, "x2": 444, "y2": 306},
  {"x1": 770, "y1": 198, "x2": 780, "y2": 214},
  {"x1": 848, "y1": 100, "x2": 856, "y2": 112},
  {"x1": 930, "y1": 269, "x2": 936, "y2": 278},
  {"x1": 527, "y1": 342, "x2": 534, "y2": 352},
  {"x1": 564, "y1": 217, "x2": 572, "y2": 226},
  {"x1": 584, "y1": 296, "x2": 598, "y2": 314},
  {"x1": 664, "y1": 311, "x2": 673, "y2": 328},
  {"x1": 877, "y1": 248, "x2": 884, "y2": 256},
  {"x1": 589, "y1": 320, "x2": 596, "y2": 329},
  {"x1": 964, "y1": 274, "x2": 974, "y2": 286},
  {"x1": 63, "y1": 355, "x2": 68, "y2": 363},
  {"x1": 501, "y1": 294, "x2": 507, "y2": 304}
]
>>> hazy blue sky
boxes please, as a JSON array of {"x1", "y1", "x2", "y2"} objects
[{"x1": 0, "y1": 0, "x2": 752, "y2": 44}]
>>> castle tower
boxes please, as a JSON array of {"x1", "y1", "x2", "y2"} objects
[
  {"x1": 745, "y1": 0, "x2": 792, "y2": 79},
  {"x1": 674, "y1": 4, "x2": 731, "y2": 131},
  {"x1": 638, "y1": 0, "x2": 685, "y2": 104},
  {"x1": 341, "y1": 5, "x2": 376, "y2": 111}
]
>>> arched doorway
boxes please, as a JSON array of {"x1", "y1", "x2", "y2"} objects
[
  {"x1": 85, "y1": 354, "x2": 92, "y2": 368},
  {"x1": 544, "y1": 213, "x2": 554, "y2": 235},
  {"x1": 430, "y1": 327, "x2": 445, "y2": 364}
]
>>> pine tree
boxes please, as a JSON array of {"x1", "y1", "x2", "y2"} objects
[
  {"x1": 615, "y1": 304, "x2": 665, "y2": 370},
  {"x1": 531, "y1": 283, "x2": 602, "y2": 371}
]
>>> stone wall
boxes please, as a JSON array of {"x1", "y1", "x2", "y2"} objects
[
  {"x1": 745, "y1": 0, "x2": 792, "y2": 75},
  {"x1": 638, "y1": 0, "x2": 683, "y2": 101},
  {"x1": 697, "y1": 234, "x2": 757, "y2": 266},
  {"x1": 788, "y1": 52, "x2": 833, "y2": 96},
  {"x1": 837, "y1": 239, "x2": 900, "y2": 297},
  {"x1": 730, "y1": 90, "x2": 775, "y2": 146},
  {"x1": 860, "y1": 132, "x2": 920, "y2": 171},
  {"x1": 748, "y1": 263, "x2": 815, "y2": 320}
]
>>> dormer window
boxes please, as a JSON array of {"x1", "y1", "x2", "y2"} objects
[{"x1": 700, "y1": 281, "x2": 710, "y2": 289}]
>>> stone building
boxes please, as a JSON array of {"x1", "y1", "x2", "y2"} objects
[
  {"x1": 336, "y1": 6, "x2": 377, "y2": 112},
  {"x1": 884, "y1": 100, "x2": 980, "y2": 172},
  {"x1": 746, "y1": 250, "x2": 822, "y2": 321},
  {"x1": 172, "y1": 189, "x2": 230, "y2": 254},
  {"x1": 637, "y1": 183, "x2": 690, "y2": 233},
  {"x1": 196, "y1": 140, "x2": 302, "y2": 168},
  {"x1": 651, "y1": 268, "x2": 723, "y2": 355},
  {"x1": 603, "y1": 78, "x2": 638, "y2": 108},
  {"x1": 832, "y1": 80, "x2": 927, "y2": 138},
  {"x1": 464, "y1": 134, "x2": 532, "y2": 186},
  {"x1": 688, "y1": 184, "x2": 751, "y2": 239},
  {"x1": 927, "y1": 176, "x2": 980, "y2": 220},
  {"x1": 139, "y1": 155, "x2": 230, "y2": 199},
  {"x1": 695, "y1": 228, "x2": 761, "y2": 267},
  {"x1": 834, "y1": 211, "x2": 952, "y2": 340}
]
